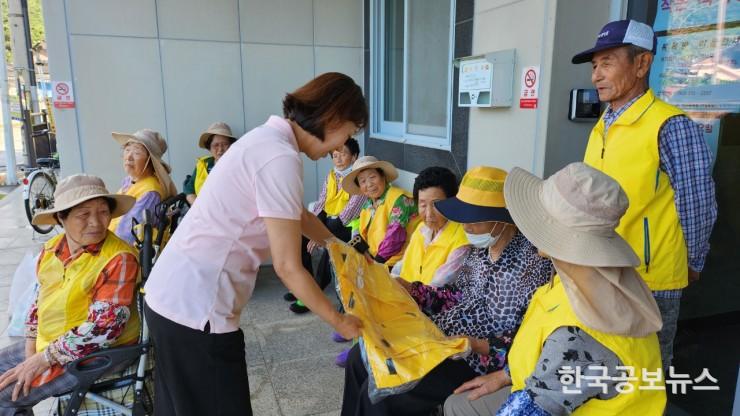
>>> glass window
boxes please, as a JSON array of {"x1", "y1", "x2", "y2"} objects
[{"x1": 371, "y1": 0, "x2": 455, "y2": 148}]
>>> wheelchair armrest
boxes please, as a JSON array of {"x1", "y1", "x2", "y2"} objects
[{"x1": 66, "y1": 343, "x2": 150, "y2": 386}]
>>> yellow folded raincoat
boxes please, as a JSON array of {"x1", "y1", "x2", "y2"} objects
[{"x1": 327, "y1": 241, "x2": 469, "y2": 396}]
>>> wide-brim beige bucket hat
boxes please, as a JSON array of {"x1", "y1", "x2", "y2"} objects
[
  {"x1": 198, "y1": 121, "x2": 237, "y2": 149},
  {"x1": 112, "y1": 129, "x2": 178, "y2": 198},
  {"x1": 503, "y1": 162, "x2": 639, "y2": 268},
  {"x1": 342, "y1": 156, "x2": 399, "y2": 195},
  {"x1": 33, "y1": 174, "x2": 135, "y2": 226}
]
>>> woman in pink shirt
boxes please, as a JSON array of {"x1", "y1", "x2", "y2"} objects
[{"x1": 143, "y1": 73, "x2": 367, "y2": 416}]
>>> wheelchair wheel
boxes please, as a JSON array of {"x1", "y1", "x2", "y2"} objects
[{"x1": 24, "y1": 171, "x2": 56, "y2": 234}]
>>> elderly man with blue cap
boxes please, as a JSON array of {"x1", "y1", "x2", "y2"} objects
[{"x1": 574, "y1": 19, "x2": 717, "y2": 372}]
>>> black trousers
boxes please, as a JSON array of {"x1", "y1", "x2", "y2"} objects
[
  {"x1": 145, "y1": 303, "x2": 252, "y2": 416},
  {"x1": 341, "y1": 344, "x2": 477, "y2": 416},
  {"x1": 301, "y1": 211, "x2": 352, "y2": 290}
]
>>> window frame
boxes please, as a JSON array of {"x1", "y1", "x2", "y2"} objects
[{"x1": 369, "y1": 0, "x2": 456, "y2": 151}]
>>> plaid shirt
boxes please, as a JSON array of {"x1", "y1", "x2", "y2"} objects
[
  {"x1": 311, "y1": 169, "x2": 367, "y2": 226},
  {"x1": 603, "y1": 93, "x2": 718, "y2": 297}
]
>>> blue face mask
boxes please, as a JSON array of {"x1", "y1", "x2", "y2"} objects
[{"x1": 335, "y1": 166, "x2": 353, "y2": 177}]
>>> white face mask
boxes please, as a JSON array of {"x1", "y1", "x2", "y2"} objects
[
  {"x1": 465, "y1": 223, "x2": 505, "y2": 249},
  {"x1": 334, "y1": 165, "x2": 353, "y2": 177}
]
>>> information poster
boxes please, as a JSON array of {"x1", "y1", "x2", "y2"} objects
[
  {"x1": 651, "y1": 0, "x2": 740, "y2": 160},
  {"x1": 654, "y1": 0, "x2": 740, "y2": 32}
]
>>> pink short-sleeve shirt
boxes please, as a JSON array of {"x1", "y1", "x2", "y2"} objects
[{"x1": 144, "y1": 116, "x2": 304, "y2": 333}]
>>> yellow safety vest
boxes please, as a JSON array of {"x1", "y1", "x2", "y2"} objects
[
  {"x1": 359, "y1": 186, "x2": 420, "y2": 267},
  {"x1": 584, "y1": 90, "x2": 687, "y2": 290},
  {"x1": 36, "y1": 232, "x2": 140, "y2": 353},
  {"x1": 108, "y1": 175, "x2": 165, "y2": 234},
  {"x1": 324, "y1": 170, "x2": 350, "y2": 217},
  {"x1": 194, "y1": 155, "x2": 214, "y2": 196},
  {"x1": 399, "y1": 221, "x2": 468, "y2": 284},
  {"x1": 509, "y1": 275, "x2": 666, "y2": 415}
]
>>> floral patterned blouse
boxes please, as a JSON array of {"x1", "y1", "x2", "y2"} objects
[{"x1": 409, "y1": 232, "x2": 553, "y2": 375}]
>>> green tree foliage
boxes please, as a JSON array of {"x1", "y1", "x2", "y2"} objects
[{"x1": 2, "y1": 0, "x2": 45, "y2": 62}]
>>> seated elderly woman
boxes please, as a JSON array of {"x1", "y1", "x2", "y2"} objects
[
  {"x1": 391, "y1": 166, "x2": 469, "y2": 286},
  {"x1": 334, "y1": 156, "x2": 420, "y2": 367},
  {"x1": 342, "y1": 156, "x2": 420, "y2": 267},
  {"x1": 444, "y1": 163, "x2": 665, "y2": 416},
  {"x1": 0, "y1": 174, "x2": 141, "y2": 413},
  {"x1": 341, "y1": 166, "x2": 553, "y2": 415},
  {"x1": 183, "y1": 121, "x2": 238, "y2": 205},
  {"x1": 286, "y1": 137, "x2": 367, "y2": 315},
  {"x1": 109, "y1": 129, "x2": 178, "y2": 244}
]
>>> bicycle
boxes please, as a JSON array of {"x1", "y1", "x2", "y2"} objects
[{"x1": 22, "y1": 156, "x2": 60, "y2": 234}]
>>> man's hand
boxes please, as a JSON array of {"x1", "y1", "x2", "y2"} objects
[
  {"x1": 453, "y1": 369, "x2": 512, "y2": 401},
  {"x1": 689, "y1": 268, "x2": 700, "y2": 284}
]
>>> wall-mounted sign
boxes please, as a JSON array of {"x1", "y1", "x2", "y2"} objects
[
  {"x1": 458, "y1": 49, "x2": 516, "y2": 108},
  {"x1": 52, "y1": 81, "x2": 75, "y2": 109},
  {"x1": 519, "y1": 66, "x2": 540, "y2": 109}
]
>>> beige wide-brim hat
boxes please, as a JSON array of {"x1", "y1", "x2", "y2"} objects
[
  {"x1": 503, "y1": 162, "x2": 639, "y2": 268},
  {"x1": 112, "y1": 129, "x2": 178, "y2": 198},
  {"x1": 198, "y1": 121, "x2": 236, "y2": 149},
  {"x1": 341, "y1": 156, "x2": 399, "y2": 195},
  {"x1": 33, "y1": 174, "x2": 135, "y2": 226}
]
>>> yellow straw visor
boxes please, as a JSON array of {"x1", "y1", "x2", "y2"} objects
[{"x1": 434, "y1": 166, "x2": 513, "y2": 224}]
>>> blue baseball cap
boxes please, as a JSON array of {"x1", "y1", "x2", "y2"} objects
[{"x1": 572, "y1": 19, "x2": 656, "y2": 64}]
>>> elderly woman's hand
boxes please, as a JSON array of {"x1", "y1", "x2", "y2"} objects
[
  {"x1": 395, "y1": 277, "x2": 413, "y2": 293},
  {"x1": 0, "y1": 351, "x2": 51, "y2": 401},
  {"x1": 453, "y1": 369, "x2": 512, "y2": 400}
]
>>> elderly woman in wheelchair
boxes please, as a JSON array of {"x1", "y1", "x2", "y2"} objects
[{"x1": 0, "y1": 174, "x2": 141, "y2": 415}]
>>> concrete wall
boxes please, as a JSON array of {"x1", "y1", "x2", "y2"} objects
[
  {"x1": 467, "y1": 0, "x2": 556, "y2": 176},
  {"x1": 543, "y1": 0, "x2": 612, "y2": 176},
  {"x1": 466, "y1": 0, "x2": 611, "y2": 177},
  {"x1": 42, "y1": 0, "x2": 364, "y2": 205}
]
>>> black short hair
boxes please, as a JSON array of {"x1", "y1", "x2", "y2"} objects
[
  {"x1": 413, "y1": 166, "x2": 459, "y2": 202},
  {"x1": 205, "y1": 134, "x2": 237, "y2": 150},
  {"x1": 55, "y1": 197, "x2": 117, "y2": 226},
  {"x1": 344, "y1": 137, "x2": 360, "y2": 157}
]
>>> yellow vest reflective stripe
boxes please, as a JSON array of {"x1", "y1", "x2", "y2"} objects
[
  {"x1": 583, "y1": 90, "x2": 687, "y2": 290},
  {"x1": 194, "y1": 156, "x2": 213, "y2": 196},
  {"x1": 36, "y1": 232, "x2": 140, "y2": 352},
  {"x1": 509, "y1": 275, "x2": 666, "y2": 415},
  {"x1": 324, "y1": 170, "x2": 350, "y2": 216},
  {"x1": 108, "y1": 175, "x2": 165, "y2": 234},
  {"x1": 359, "y1": 186, "x2": 420, "y2": 267},
  {"x1": 399, "y1": 221, "x2": 468, "y2": 284}
]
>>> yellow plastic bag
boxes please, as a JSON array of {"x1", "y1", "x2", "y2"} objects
[{"x1": 327, "y1": 241, "x2": 469, "y2": 399}]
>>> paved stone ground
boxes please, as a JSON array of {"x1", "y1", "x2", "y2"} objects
[{"x1": 0, "y1": 187, "x2": 347, "y2": 415}]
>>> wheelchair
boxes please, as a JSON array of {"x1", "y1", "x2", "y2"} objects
[{"x1": 53, "y1": 194, "x2": 189, "y2": 416}]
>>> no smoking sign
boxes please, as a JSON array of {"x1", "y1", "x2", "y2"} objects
[
  {"x1": 519, "y1": 66, "x2": 540, "y2": 109},
  {"x1": 52, "y1": 81, "x2": 75, "y2": 109}
]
